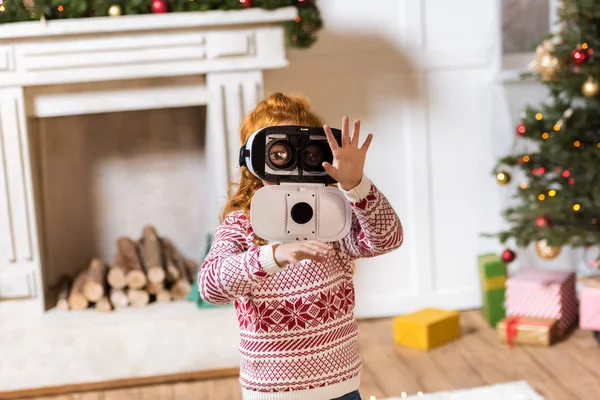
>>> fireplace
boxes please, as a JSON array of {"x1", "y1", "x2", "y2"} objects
[{"x1": 0, "y1": 7, "x2": 296, "y2": 394}]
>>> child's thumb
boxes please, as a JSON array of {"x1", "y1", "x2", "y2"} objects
[{"x1": 322, "y1": 162, "x2": 335, "y2": 176}]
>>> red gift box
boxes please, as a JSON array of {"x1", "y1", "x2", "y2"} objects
[{"x1": 505, "y1": 269, "x2": 577, "y2": 335}]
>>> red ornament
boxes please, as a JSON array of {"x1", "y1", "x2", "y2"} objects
[
  {"x1": 536, "y1": 216, "x2": 550, "y2": 227},
  {"x1": 239, "y1": 0, "x2": 252, "y2": 8},
  {"x1": 151, "y1": 0, "x2": 168, "y2": 13},
  {"x1": 572, "y1": 48, "x2": 589, "y2": 65},
  {"x1": 532, "y1": 167, "x2": 546, "y2": 176},
  {"x1": 569, "y1": 178, "x2": 576, "y2": 184},
  {"x1": 294, "y1": 16, "x2": 301, "y2": 23},
  {"x1": 502, "y1": 249, "x2": 516, "y2": 263},
  {"x1": 516, "y1": 123, "x2": 526, "y2": 136},
  {"x1": 562, "y1": 170, "x2": 570, "y2": 178}
]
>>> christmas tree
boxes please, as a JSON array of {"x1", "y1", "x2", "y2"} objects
[
  {"x1": 490, "y1": 0, "x2": 600, "y2": 266},
  {"x1": 0, "y1": 0, "x2": 322, "y2": 49}
]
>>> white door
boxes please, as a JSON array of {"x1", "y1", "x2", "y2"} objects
[{"x1": 265, "y1": 0, "x2": 500, "y2": 318}]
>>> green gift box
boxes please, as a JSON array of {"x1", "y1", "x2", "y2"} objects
[{"x1": 478, "y1": 253, "x2": 507, "y2": 327}]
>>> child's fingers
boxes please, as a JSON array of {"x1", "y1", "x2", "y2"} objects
[
  {"x1": 341, "y1": 116, "x2": 350, "y2": 146},
  {"x1": 360, "y1": 133, "x2": 374, "y2": 152},
  {"x1": 323, "y1": 125, "x2": 339, "y2": 151},
  {"x1": 297, "y1": 245, "x2": 328, "y2": 258},
  {"x1": 351, "y1": 119, "x2": 361, "y2": 147},
  {"x1": 300, "y1": 243, "x2": 331, "y2": 255},
  {"x1": 300, "y1": 252, "x2": 328, "y2": 264},
  {"x1": 306, "y1": 240, "x2": 333, "y2": 251}
]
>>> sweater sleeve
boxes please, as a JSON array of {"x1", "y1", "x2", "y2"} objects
[
  {"x1": 338, "y1": 175, "x2": 404, "y2": 261},
  {"x1": 198, "y1": 213, "x2": 283, "y2": 305}
]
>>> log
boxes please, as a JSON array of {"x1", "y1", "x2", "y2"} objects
[
  {"x1": 156, "y1": 290, "x2": 172, "y2": 303},
  {"x1": 170, "y1": 278, "x2": 192, "y2": 301},
  {"x1": 146, "y1": 280, "x2": 164, "y2": 295},
  {"x1": 140, "y1": 226, "x2": 165, "y2": 284},
  {"x1": 162, "y1": 238, "x2": 188, "y2": 283},
  {"x1": 107, "y1": 266, "x2": 126, "y2": 290},
  {"x1": 56, "y1": 276, "x2": 72, "y2": 311},
  {"x1": 68, "y1": 270, "x2": 89, "y2": 311},
  {"x1": 83, "y1": 258, "x2": 106, "y2": 302},
  {"x1": 110, "y1": 289, "x2": 129, "y2": 309},
  {"x1": 95, "y1": 296, "x2": 113, "y2": 313},
  {"x1": 110, "y1": 236, "x2": 146, "y2": 290},
  {"x1": 127, "y1": 289, "x2": 150, "y2": 308}
]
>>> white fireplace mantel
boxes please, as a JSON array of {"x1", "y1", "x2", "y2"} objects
[
  {"x1": 0, "y1": 7, "x2": 296, "y2": 311},
  {"x1": 0, "y1": 7, "x2": 297, "y2": 395}
]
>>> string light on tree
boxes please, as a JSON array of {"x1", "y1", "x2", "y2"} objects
[
  {"x1": 516, "y1": 122, "x2": 526, "y2": 136},
  {"x1": 108, "y1": 4, "x2": 122, "y2": 17}
]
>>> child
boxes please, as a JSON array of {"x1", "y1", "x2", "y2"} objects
[{"x1": 198, "y1": 93, "x2": 403, "y2": 400}]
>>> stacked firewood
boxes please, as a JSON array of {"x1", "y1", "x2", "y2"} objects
[{"x1": 56, "y1": 225, "x2": 198, "y2": 312}]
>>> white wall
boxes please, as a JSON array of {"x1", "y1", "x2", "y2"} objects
[{"x1": 265, "y1": 0, "x2": 502, "y2": 318}]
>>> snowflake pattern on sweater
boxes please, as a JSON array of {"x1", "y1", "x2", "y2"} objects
[{"x1": 198, "y1": 176, "x2": 403, "y2": 399}]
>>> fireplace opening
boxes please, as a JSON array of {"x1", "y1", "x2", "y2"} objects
[{"x1": 30, "y1": 106, "x2": 208, "y2": 311}]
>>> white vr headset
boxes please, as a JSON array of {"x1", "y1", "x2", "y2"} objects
[{"x1": 239, "y1": 125, "x2": 352, "y2": 243}]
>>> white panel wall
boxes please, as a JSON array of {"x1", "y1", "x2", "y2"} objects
[{"x1": 265, "y1": 0, "x2": 499, "y2": 318}]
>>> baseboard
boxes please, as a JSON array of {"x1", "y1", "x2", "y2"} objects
[
  {"x1": 354, "y1": 289, "x2": 481, "y2": 319},
  {"x1": 0, "y1": 367, "x2": 240, "y2": 399}
]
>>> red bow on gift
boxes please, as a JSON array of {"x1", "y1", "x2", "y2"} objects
[{"x1": 506, "y1": 316, "x2": 520, "y2": 348}]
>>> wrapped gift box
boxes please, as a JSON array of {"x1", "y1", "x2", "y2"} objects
[
  {"x1": 580, "y1": 285, "x2": 600, "y2": 331},
  {"x1": 478, "y1": 253, "x2": 507, "y2": 327},
  {"x1": 505, "y1": 269, "x2": 577, "y2": 335},
  {"x1": 497, "y1": 316, "x2": 558, "y2": 347},
  {"x1": 392, "y1": 308, "x2": 460, "y2": 350}
]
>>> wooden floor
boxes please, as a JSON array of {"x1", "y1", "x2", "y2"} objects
[{"x1": 22, "y1": 311, "x2": 600, "y2": 400}]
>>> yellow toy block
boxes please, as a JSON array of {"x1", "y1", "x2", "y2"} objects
[{"x1": 393, "y1": 307, "x2": 461, "y2": 350}]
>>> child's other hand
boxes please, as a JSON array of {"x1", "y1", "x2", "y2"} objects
[
  {"x1": 273, "y1": 241, "x2": 334, "y2": 267},
  {"x1": 322, "y1": 116, "x2": 373, "y2": 191}
]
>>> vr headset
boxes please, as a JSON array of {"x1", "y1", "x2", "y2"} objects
[{"x1": 239, "y1": 126, "x2": 352, "y2": 243}]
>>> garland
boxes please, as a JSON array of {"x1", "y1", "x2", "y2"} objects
[{"x1": 0, "y1": 0, "x2": 322, "y2": 48}]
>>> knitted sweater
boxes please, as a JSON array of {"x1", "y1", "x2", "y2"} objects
[{"x1": 198, "y1": 176, "x2": 403, "y2": 400}]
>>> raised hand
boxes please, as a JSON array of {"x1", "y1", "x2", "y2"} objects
[{"x1": 322, "y1": 116, "x2": 373, "y2": 191}]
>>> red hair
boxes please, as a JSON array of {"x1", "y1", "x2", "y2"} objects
[{"x1": 221, "y1": 92, "x2": 325, "y2": 242}]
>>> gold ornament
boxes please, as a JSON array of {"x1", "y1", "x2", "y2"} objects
[
  {"x1": 582, "y1": 77, "x2": 599, "y2": 97},
  {"x1": 535, "y1": 239, "x2": 562, "y2": 260},
  {"x1": 528, "y1": 40, "x2": 560, "y2": 81},
  {"x1": 108, "y1": 4, "x2": 122, "y2": 17},
  {"x1": 496, "y1": 170, "x2": 511, "y2": 185}
]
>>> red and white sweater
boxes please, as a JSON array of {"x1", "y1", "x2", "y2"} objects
[{"x1": 198, "y1": 176, "x2": 403, "y2": 400}]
